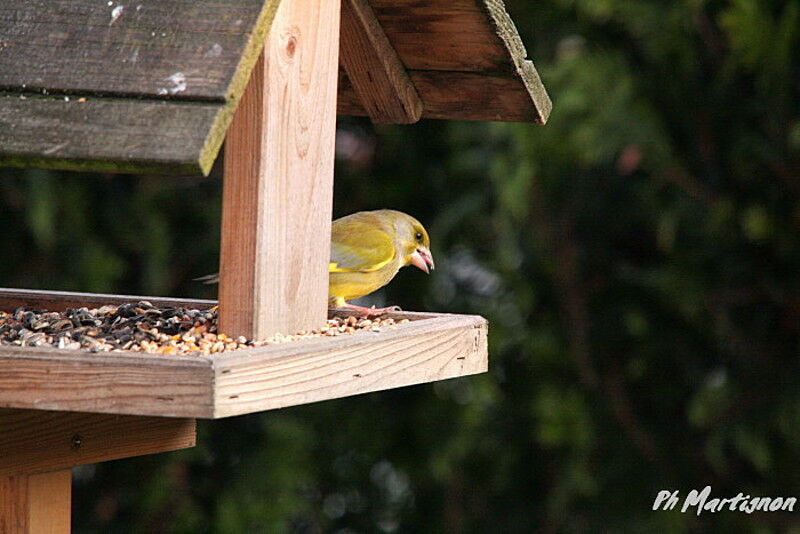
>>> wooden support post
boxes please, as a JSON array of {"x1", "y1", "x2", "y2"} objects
[
  {"x1": 219, "y1": 0, "x2": 342, "y2": 340},
  {"x1": 1, "y1": 471, "x2": 71, "y2": 534},
  {"x1": 339, "y1": 0, "x2": 422, "y2": 124},
  {"x1": 0, "y1": 409, "x2": 196, "y2": 532}
]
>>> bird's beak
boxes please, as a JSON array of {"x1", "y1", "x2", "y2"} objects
[{"x1": 410, "y1": 247, "x2": 435, "y2": 274}]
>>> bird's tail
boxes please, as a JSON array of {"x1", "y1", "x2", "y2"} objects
[{"x1": 193, "y1": 273, "x2": 219, "y2": 285}]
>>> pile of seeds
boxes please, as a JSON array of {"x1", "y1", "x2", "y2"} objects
[{"x1": 0, "y1": 302, "x2": 408, "y2": 356}]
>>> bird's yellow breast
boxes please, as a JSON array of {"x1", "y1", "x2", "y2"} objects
[{"x1": 328, "y1": 258, "x2": 402, "y2": 304}]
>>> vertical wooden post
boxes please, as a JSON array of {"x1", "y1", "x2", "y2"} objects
[
  {"x1": 0, "y1": 409, "x2": 196, "y2": 533},
  {"x1": 1, "y1": 470, "x2": 71, "y2": 534},
  {"x1": 219, "y1": 0, "x2": 342, "y2": 339}
]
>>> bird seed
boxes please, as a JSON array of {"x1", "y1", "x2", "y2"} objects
[{"x1": 0, "y1": 302, "x2": 410, "y2": 356}]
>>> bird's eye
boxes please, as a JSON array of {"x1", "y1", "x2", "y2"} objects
[{"x1": 415, "y1": 231, "x2": 423, "y2": 241}]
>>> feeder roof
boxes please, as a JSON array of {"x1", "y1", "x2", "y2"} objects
[{"x1": 0, "y1": 0, "x2": 550, "y2": 175}]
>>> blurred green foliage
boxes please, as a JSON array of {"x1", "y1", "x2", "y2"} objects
[{"x1": 1, "y1": 0, "x2": 799, "y2": 531}]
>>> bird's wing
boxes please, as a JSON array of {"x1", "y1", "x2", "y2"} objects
[{"x1": 330, "y1": 219, "x2": 395, "y2": 273}]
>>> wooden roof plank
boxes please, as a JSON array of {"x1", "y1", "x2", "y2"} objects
[
  {"x1": 339, "y1": 0, "x2": 423, "y2": 124},
  {"x1": 368, "y1": 0, "x2": 517, "y2": 73},
  {"x1": 0, "y1": 0, "x2": 549, "y2": 172},
  {"x1": 340, "y1": 0, "x2": 551, "y2": 124},
  {"x1": 481, "y1": 0, "x2": 552, "y2": 123},
  {"x1": 339, "y1": 69, "x2": 547, "y2": 123},
  {"x1": 0, "y1": 0, "x2": 282, "y2": 175},
  {"x1": 0, "y1": 0, "x2": 279, "y2": 102},
  {"x1": 0, "y1": 95, "x2": 225, "y2": 174}
]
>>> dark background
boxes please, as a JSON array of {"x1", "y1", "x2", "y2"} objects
[{"x1": 2, "y1": 0, "x2": 799, "y2": 531}]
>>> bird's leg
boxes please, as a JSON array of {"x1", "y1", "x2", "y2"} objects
[{"x1": 340, "y1": 302, "x2": 402, "y2": 318}]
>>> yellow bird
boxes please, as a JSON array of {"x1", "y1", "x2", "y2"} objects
[
  {"x1": 328, "y1": 209, "x2": 434, "y2": 315},
  {"x1": 197, "y1": 209, "x2": 434, "y2": 316}
]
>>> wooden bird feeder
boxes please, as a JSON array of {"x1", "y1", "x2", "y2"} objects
[{"x1": 0, "y1": 0, "x2": 550, "y2": 530}]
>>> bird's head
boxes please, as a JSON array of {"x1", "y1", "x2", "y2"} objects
[{"x1": 390, "y1": 211, "x2": 435, "y2": 274}]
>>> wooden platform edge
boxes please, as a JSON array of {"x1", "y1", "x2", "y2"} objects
[
  {"x1": 0, "y1": 288, "x2": 489, "y2": 420},
  {"x1": 0, "y1": 347, "x2": 215, "y2": 419},
  {"x1": 210, "y1": 314, "x2": 489, "y2": 418}
]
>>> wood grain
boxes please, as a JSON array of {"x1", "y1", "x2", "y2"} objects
[
  {"x1": 218, "y1": 0, "x2": 341, "y2": 339},
  {"x1": 0, "y1": 289, "x2": 488, "y2": 419},
  {"x1": 369, "y1": 0, "x2": 519, "y2": 73},
  {"x1": 1, "y1": 470, "x2": 71, "y2": 534},
  {"x1": 0, "y1": 0, "x2": 272, "y2": 101},
  {"x1": 0, "y1": 474, "x2": 30, "y2": 534},
  {"x1": 27, "y1": 471, "x2": 71, "y2": 534},
  {"x1": 340, "y1": 68, "x2": 549, "y2": 123},
  {"x1": 0, "y1": 95, "x2": 221, "y2": 174},
  {"x1": 211, "y1": 314, "x2": 488, "y2": 418},
  {"x1": 339, "y1": 0, "x2": 552, "y2": 124},
  {"x1": 30, "y1": 471, "x2": 72, "y2": 534},
  {"x1": 0, "y1": 0, "x2": 282, "y2": 175},
  {"x1": 0, "y1": 347, "x2": 213, "y2": 418},
  {"x1": 0, "y1": 0, "x2": 548, "y2": 173},
  {"x1": 339, "y1": 0, "x2": 422, "y2": 124},
  {"x1": 0, "y1": 409, "x2": 196, "y2": 476},
  {"x1": 0, "y1": 0, "x2": 544, "y2": 105}
]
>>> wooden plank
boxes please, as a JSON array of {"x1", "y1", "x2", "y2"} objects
[
  {"x1": 339, "y1": 0, "x2": 422, "y2": 124},
  {"x1": 0, "y1": 313, "x2": 487, "y2": 419},
  {"x1": 1, "y1": 470, "x2": 71, "y2": 534},
  {"x1": 367, "y1": 0, "x2": 530, "y2": 72},
  {"x1": 0, "y1": 0, "x2": 541, "y2": 101},
  {"x1": 0, "y1": 95, "x2": 221, "y2": 174},
  {"x1": 0, "y1": 409, "x2": 196, "y2": 476},
  {"x1": 0, "y1": 348, "x2": 213, "y2": 418},
  {"x1": 0, "y1": 287, "x2": 215, "y2": 313},
  {"x1": 0, "y1": 0, "x2": 283, "y2": 175},
  {"x1": 0, "y1": 0, "x2": 548, "y2": 175},
  {"x1": 339, "y1": 68, "x2": 548, "y2": 123},
  {"x1": 0, "y1": 0, "x2": 277, "y2": 102},
  {"x1": 218, "y1": 0, "x2": 341, "y2": 339},
  {"x1": 27, "y1": 471, "x2": 71, "y2": 534},
  {"x1": 339, "y1": 0, "x2": 551, "y2": 124},
  {"x1": 369, "y1": 0, "x2": 517, "y2": 73},
  {"x1": 0, "y1": 289, "x2": 487, "y2": 419},
  {"x1": 0, "y1": 474, "x2": 30, "y2": 534},
  {"x1": 479, "y1": 0, "x2": 551, "y2": 123},
  {"x1": 416, "y1": 66, "x2": 548, "y2": 123},
  {"x1": 212, "y1": 314, "x2": 488, "y2": 418}
]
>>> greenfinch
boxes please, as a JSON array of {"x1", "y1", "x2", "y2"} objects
[
  {"x1": 329, "y1": 209, "x2": 434, "y2": 314},
  {"x1": 197, "y1": 209, "x2": 434, "y2": 316}
]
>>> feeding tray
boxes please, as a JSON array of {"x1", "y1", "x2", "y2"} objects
[{"x1": 0, "y1": 289, "x2": 487, "y2": 419}]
